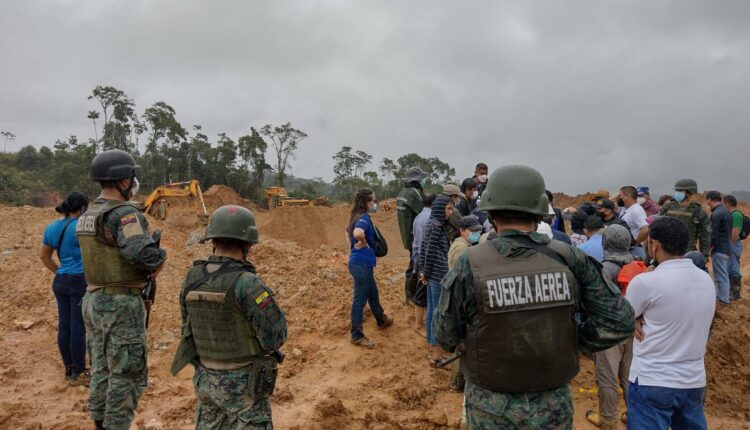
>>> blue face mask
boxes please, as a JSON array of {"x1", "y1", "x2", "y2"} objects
[
  {"x1": 420, "y1": 178, "x2": 427, "y2": 186},
  {"x1": 674, "y1": 191, "x2": 686, "y2": 203},
  {"x1": 368, "y1": 203, "x2": 378, "y2": 213},
  {"x1": 468, "y1": 231, "x2": 481, "y2": 244}
]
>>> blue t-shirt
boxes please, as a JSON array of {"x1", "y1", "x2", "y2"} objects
[
  {"x1": 577, "y1": 233, "x2": 604, "y2": 262},
  {"x1": 42, "y1": 218, "x2": 84, "y2": 274},
  {"x1": 349, "y1": 214, "x2": 376, "y2": 268}
]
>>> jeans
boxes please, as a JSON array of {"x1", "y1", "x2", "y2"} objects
[
  {"x1": 712, "y1": 252, "x2": 730, "y2": 304},
  {"x1": 426, "y1": 280, "x2": 442, "y2": 346},
  {"x1": 348, "y1": 262, "x2": 385, "y2": 341},
  {"x1": 728, "y1": 240, "x2": 743, "y2": 279},
  {"x1": 627, "y1": 379, "x2": 706, "y2": 430},
  {"x1": 52, "y1": 273, "x2": 87, "y2": 374}
]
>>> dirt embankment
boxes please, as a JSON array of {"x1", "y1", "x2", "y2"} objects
[{"x1": 0, "y1": 197, "x2": 748, "y2": 429}]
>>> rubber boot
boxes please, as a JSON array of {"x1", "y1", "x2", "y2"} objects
[
  {"x1": 729, "y1": 276, "x2": 742, "y2": 301},
  {"x1": 94, "y1": 420, "x2": 105, "y2": 430}
]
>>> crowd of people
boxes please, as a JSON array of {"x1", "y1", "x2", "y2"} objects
[
  {"x1": 375, "y1": 162, "x2": 748, "y2": 429},
  {"x1": 39, "y1": 149, "x2": 747, "y2": 429}
]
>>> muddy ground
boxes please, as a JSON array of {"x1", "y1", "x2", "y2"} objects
[{"x1": 0, "y1": 197, "x2": 748, "y2": 429}]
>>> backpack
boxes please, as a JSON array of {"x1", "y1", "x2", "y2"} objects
[
  {"x1": 615, "y1": 261, "x2": 648, "y2": 296},
  {"x1": 733, "y1": 210, "x2": 750, "y2": 241},
  {"x1": 373, "y1": 225, "x2": 388, "y2": 258}
]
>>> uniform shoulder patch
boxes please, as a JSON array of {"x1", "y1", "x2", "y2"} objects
[
  {"x1": 120, "y1": 213, "x2": 138, "y2": 226},
  {"x1": 255, "y1": 290, "x2": 273, "y2": 309}
]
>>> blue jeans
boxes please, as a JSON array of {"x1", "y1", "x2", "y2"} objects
[
  {"x1": 52, "y1": 273, "x2": 87, "y2": 374},
  {"x1": 426, "y1": 280, "x2": 442, "y2": 346},
  {"x1": 712, "y1": 252, "x2": 730, "y2": 304},
  {"x1": 348, "y1": 262, "x2": 385, "y2": 341},
  {"x1": 728, "y1": 241, "x2": 743, "y2": 279},
  {"x1": 627, "y1": 379, "x2": 706, "y2": 430}
]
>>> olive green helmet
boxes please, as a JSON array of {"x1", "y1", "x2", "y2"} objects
[
  {"x1": 479, "y1": 165, "x2": 550, "y2": 215},
  {"x1": 674, "y1": 178, "x2": 698, "y2": 194},
  {"x1": 204, "y1": 205, "x2": 259, "y2": 244}
]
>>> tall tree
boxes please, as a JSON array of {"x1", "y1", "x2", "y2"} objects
[
  {"x1": 1, "y1": 131, "x2": 16, "y2": 154},
  {"x1": 259, "y1": 122, "x2": 307, "y2": 187},
  {"x1": 332, "y1": 146, "x2": 373, "y2": 199},
  {"x1": 87, "y1": 110, "x2": 100, "y2": 152},
  {"x1": 89, "y1": 86, "x2": 138, "y2": 151},
  {"x1": 238, "y1": 127, "x2": 272, "y2": 201}
]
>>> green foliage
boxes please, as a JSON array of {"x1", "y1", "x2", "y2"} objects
[
  {"x1": 0, "y1": 168, "x2": 29, "y2": 205},
  {"x1": 260, "y1": 122, "x2": 308, "y2": 187}
]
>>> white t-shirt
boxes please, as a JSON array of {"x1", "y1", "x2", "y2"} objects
[
  {"x1": 625, "y1": 259, "x2": 715, "y2": 389},
  {"x1": 621, "y1": 203, "x2": 648, "y2": 240}
]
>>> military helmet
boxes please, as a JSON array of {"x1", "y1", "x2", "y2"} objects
[
  {"x1": 90, "y1": 149, "x2": 140, "y2": 181},
  {"x1": 204, "y1": 205, "x2": 259, "y2": 244},
  {"x1": 479, "y1": 165, "x2": 549, "y2": 215},
  {"x1": 674, "y1": 178, "x2": 698, "y2": 194}
]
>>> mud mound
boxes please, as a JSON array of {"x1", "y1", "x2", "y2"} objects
[{"x1": 202, "y1": 185, "x2": 261, "y2": 212}]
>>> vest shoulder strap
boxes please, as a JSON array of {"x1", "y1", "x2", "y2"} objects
[{"x1": 184, "y1": 262, "x2": 254, "y2": 296}]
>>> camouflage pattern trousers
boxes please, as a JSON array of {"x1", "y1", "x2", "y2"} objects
[
  {"x1": 82, "y1": 290, "x2": 147, "y2": 430},
  {"x1": 193, "y1": 365, "x2": 272, "y2": 430},
  {"x1": 465, "y1": 381, "x2": 573, "y2": 430}
]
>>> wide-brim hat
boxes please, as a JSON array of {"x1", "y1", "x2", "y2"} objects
[{"x1": 404, "y1": 167, "x2": 428, "y2": 183}]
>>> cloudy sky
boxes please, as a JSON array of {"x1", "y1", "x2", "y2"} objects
[{"x1": 1, "y1": 1, "x2": 748, "y2": 195}]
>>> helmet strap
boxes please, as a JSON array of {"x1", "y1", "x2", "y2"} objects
[{"x1": 117, "y1": 176, "x2": 134, "y2": 200}]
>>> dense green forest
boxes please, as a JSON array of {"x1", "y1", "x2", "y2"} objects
[{"x1": 0, "y1": 85, "x2": 456, "y2": 206}]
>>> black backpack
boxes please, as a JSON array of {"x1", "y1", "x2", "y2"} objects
[
  {"x1": 373, "y1": 225, "x2": 388, "y2": 258},
  {"x1": 734, "y1": 210, "x2": 750, "y2": 241}
]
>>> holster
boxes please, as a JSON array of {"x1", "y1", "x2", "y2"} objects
[{"x1": 247, "y1": 358, "x2": 278, "y2": 400}]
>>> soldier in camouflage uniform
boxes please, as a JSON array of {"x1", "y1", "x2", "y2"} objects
[
  {"x1": 397, "y1": 167, "x2": 427, "y2": 304},
  {"x1": 434, "y1": 165, "x2": 635, "y2": 430},
  {"x1": 77, "y1": 150, "x2": 167, "y2": 430},
  {"x1": 171, "y1": 205, "x2": 287, "y2": 430},
  {"x1": 659, "y1": 178, "x2": 711, "y2": 260}
]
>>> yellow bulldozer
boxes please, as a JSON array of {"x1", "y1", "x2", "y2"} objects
[
  {"x1": 139, "y1": 180, "x2": 209, "y2": 222},
  {"x1": 265, "y1": 186, "x2": 329, "y2": 209}
]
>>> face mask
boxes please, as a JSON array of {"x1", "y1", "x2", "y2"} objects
[
  {"x1": 368, "y1": 203, "x2": 378, "y2": 213},
  {"x1": 130, "y1": 177, "x2": 140, "y2": 197},
  {"x1": 468, "y1": 231, "x2": 481, "y2": 244},
  {"x1": 636, "y1": 197, "x2": 646, "y2": 205},
  {"x1": 478, "y1": 174, "x2": 488, "y2": 183},
  {"x1": 674, "y1": 191, "x2": 686, "y2": 202},
  {"x1": 471, "y1": 191, "x2": 479, "y2": 200},
  {"x1": 616, "y1": 198, "x2": 625, "y2": 207}
]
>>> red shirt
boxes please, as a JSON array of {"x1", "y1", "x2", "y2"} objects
[{"x1": 641, "y1": 199, "x2": 661, "y2": 217}]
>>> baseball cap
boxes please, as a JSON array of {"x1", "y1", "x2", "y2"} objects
[
  {"x1": 637, "y1": 187, "x2": 650, "y2": 196},
  {"x1": 459, "y1": 215, "x2": 482, "y2": 231},
  {"x1": 443, "y1": 184, "x2": 461, "y2": 197}
]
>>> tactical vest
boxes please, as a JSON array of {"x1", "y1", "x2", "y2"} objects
[
  {"x1": 463, "y1": 240, "x2": 580, "y2": 393},
  {"x1": 184, "y1": 261, "x2": 264, "y2": 366},
  {"x1": 662, "y1": 203, "x2": 701, "y2": 250},
  {"x1": 76, "y1": 200, "x2": 149, "y2": 287}
]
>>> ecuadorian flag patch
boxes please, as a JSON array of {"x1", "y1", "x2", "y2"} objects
[{"x1": 255, "y1": 290, "x2": 273, "y2": 309}]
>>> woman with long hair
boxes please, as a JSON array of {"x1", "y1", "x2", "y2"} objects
[
  {"x1": 347, "y1": 188, "x2": 393, "y2": 348},
  {"x1": 40, "y1": 191, "x2": 89, "y2": 386}
]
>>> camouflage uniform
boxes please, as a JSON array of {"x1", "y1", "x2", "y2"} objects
[
  {"x1": 435, "y1": 231, "x2": 635, "y2": 429},
  {"x1": 177, "y1": 256, "x2": 287, "y2": 430},
  {"x1": 80, "y1": 198, "x2": 166, "y2": 430},
  {"x1": 660, "y1": 201, "x2": 711, "y2": 258}
]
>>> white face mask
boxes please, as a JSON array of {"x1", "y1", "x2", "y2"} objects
[
  {"x1": 471, "y1": 190, "x2": 479, "y2": 199},
  {"x1": 130, "y1": 177, "x2": 140, "y2": 197},
  {"x1": 478, "y1": 174, "x2": 488, "y2": 183},
  {"x1": 636, "y1": 197, "x2": 646, "y2": 205}
]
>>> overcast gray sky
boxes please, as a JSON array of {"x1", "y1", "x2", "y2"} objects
[{"x1": 1, "y1": 1, "x2": 748, "y2": 195}]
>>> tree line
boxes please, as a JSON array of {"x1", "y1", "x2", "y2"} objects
[{"x1": 0, "y1": 84, "x2": 456, "y2": 206}]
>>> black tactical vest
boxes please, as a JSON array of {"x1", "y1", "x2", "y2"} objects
[{"x1": 463, "y1": 239, "x2": 580, "y2": 392}]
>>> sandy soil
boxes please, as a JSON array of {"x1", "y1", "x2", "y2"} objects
[{"x1": 0, "y1": 197, "x2": 748, "y2": 429}]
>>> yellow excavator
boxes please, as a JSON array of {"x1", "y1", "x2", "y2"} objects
[
  {"x1": 139, "y1": 180, "x2": 209, "y2": 222},
  {"x1": 265, "y1": 186, "x2": 329, "y2": 209}
]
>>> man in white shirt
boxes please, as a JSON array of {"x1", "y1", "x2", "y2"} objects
[
  {"x1": 625, "y1": 217, "x2": 715, "y2": 430},
  {"x1": 617, "y1": 186, "x2": 649, "y2": 259}
]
